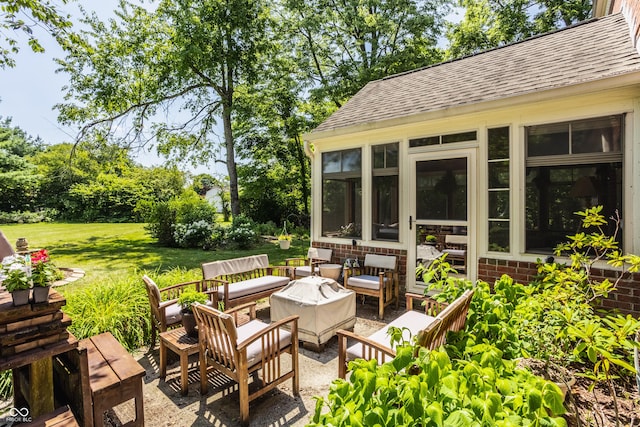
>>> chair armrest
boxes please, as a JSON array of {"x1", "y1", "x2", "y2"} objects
[
  {"x1": 268, "y1": 265, "x2": 291, "y2": 277},
  {"x1": 159, "y1": 280, "x2": 203, "y2": 300},
  {"x1": 336, "y1": 329, "x2": 395, "y2": 378},
  {"x1": 236, "y1": 315, "x2": 299, "y2": 351},
  {"x1": 285, "y1": 257, "x2": 306, "y2": 267},
  {"x1": 224, "y1": 301, "x2": 257, "y2": 324},
  {"x1": 405, "y1": 293, "x2": 448, "y2": 316}
]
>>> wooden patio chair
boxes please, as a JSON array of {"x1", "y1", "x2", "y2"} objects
[
  {"x1": 337, "y1": 289, "x2": 474, "y2": 378},
  {"x1": 343, "y1": 254, "x2": 398, "y2": 319},
  {"x1": 442, "y1": 234, "x2": 468, "y2": 272},
  {"x1": 193, "y1": 302, "x2": 299, "y2": 426},
  {"x1": 285, "y1": 247, "x2": 332, "y2": 279},
  {"x1": 142, "y1": 275, "x2": 216, "y2": 348}
]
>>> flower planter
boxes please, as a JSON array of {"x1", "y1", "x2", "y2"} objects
[
  {"x1": 279, "y1": 240, "x2": 291, "y2": 250},
  {"x1": 11, "y1": 289, "x2": 30, "y2": 306},
  {"x1": 182, "y1": 311, "x2": 198, "y2": 337},
  {"x1": 32, "y1": 286, "x2": 51, "y2": 304}
]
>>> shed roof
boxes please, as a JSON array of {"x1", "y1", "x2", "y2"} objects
[{"x1": 311, "y1": 13, "x2": 640, "y2": 135}]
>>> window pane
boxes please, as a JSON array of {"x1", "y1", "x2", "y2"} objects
[
  {"x1": 416, "y1": 158, "x2": 467, "y2": 221},
  {"x1": 572, "y1": 116, "x2": 622, "y2": 154},
  {"x1": 442, "y1": 131, "x2": 477, "y2": 143},
  {"x1": 489, "y1": 190, "x2": 510, "y2": 219},
  {"x1": 342, "y1": 150, "x2": 361, "y2": 172},
  {"x1": 525, "y1": 163, "x2": 622, "y2": 253},
  {"x1": 322, "y1": 178, "x2": 362, "y2": 238},
  {"x1": 373, "y1": 145, "x2": 385, "y2": 169},
  {"x1": 386, "y1": 144, "x2": 399, "y2": 168},
  {"x1": 409, "y1": 136, "x2": 439, "y2": 147},
  {"x1": 322, "y1": 152, "x2": 341, "y2": 173},
  {"x1": 488, "y1": 127, "x2": 509, "y2": 160},
  {"x1": 488, "y1": 221, "x2": 510, "y2": 252},
  {"x1": 372, "y1": 175, "x2": 399, "y2": 241},
  {"x1": 488, "y1": 161, "x2": 509, "y2": 188},
  {"x1": 527, "y1": 123, "x2": 569, "y2": 156}
]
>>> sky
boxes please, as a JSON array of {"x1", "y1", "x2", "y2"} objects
[{"x1": 0, "y1": 0, "x2": 220, "y2": 175}]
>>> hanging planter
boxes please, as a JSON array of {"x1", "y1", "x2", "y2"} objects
[{"x1": 278, "y1": 221, "x2": 292, "y2": 250}]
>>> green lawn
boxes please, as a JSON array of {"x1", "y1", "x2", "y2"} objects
[{"x1": 1, "y1": 223, "x2": 308, "y2": 288}]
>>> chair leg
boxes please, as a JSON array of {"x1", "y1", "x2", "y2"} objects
[
  {"x1": 199, "y1": 354, "x2": 208, "y2": 395},
  {"x1": 150, "y1": 322, "x2": 157, "y2": 349},
  {"x1": 239, "y1": 369, "x2": 250, "y2": 426},
  {"x1": 292, "y1": 340, "x2": 299, "y2": 395}
]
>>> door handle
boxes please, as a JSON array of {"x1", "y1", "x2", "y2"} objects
[{"x1": 409, "y1": 215, "x2": 413, "y2": 230}]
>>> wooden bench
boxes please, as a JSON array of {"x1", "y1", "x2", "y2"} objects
[
  {"x1": 54, "y1": 332, "x2": 145, "y2": 427},
  {"x1": 201, "y1": 254, "x2": 290, "y2": 309},
  {"x1": 23, "y1": 405, "x2": 80, "y2": 427},
  {"x1": 337, "y1": 289, "x2": 474, "y2": 378}
]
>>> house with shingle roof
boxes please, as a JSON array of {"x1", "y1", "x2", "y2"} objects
[{"x1": 304, "y1": 0, "x2": 640, "y2": 316}]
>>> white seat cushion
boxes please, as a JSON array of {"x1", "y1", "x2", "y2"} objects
[
  {"x1": 443, "y1": 249, "x2": 466, "y2": 256},
  {"x1": 219, "y1": 275, "x2": 289, "y2": 300},
  {"x1": 294, "y1": 266, "x2": 313, "y2": 277},
  {"x1": 165, "y1": 303, "x2": 183, "y2": 326},
  {"x1": 347, "y1": 274, "x2": 388, "y2": 291},
  {"x1": 346, "y1": 310, "x2": 435, "y2": 363},
  {"x1": 236, "y1": 319, "x2": 293, "y2": 368}
]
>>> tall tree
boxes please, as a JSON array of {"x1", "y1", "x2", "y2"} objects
[
  {"x1": 447, "y1": 0, "x2": 592, "y2": 58},
  {"x1": 56, "y1": 0, "x2": 272, "y2": 216},
  {"x1": 0, "y1": 0, "x2": 73, "y2": 68},
  {"x1": 0, "y1": 117, "x2": 42, "y2": 211},
  {"x1": 284, "y1": 0, "x2": 450, "y2": 108}
]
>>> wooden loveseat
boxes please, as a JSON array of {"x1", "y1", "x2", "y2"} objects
[
  {"x1": 337, "y1": 289, "x2": 474, "y2": 378},
  {"x1": 201, "y1": 254, "x2": 290, "y2": 309}
]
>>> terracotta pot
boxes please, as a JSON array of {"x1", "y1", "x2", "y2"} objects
[
  {"x1": 32, "y1": 286, "x2": 51, "y2": 304},
  {"x1": 182, "y1": 311, "x2": 198, "y2": 337},
  {"x1": 11, "y1": 289, "x2": 30, "y2": 306}
]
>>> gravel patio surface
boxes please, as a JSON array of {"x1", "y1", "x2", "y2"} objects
[{"x1": 107, "y1": 300, "x2": 406, "y2": 427}]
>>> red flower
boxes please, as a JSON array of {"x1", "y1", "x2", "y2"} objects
[{"x1": 31, "y1": 249, "x2": 49, "y2": 265}]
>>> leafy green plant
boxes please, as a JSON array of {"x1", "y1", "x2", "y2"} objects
[
  {"x1": 311, "y1": 346, "x2": 567, "y2": 426},
  {"x1": 63, "y1": 275, "x2": 150, "y2": 351},
  {"x1": 176, "y1": 290, "x2": 207, "y2": 312},
  {"x1": 226, "y1": 214, "x2": 259, "y2": 249}
]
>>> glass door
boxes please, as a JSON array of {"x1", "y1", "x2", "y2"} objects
[{"x1": 407, "y1": 151, "x2": 475, "y2": 295}]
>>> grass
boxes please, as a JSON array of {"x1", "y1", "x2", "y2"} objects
[{"x1": 1, "y1": 223, "x2": 309, "y2": 289}]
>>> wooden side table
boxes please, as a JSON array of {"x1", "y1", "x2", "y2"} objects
[{"x1": 159, "y1": 327, "x2": 199, "y2": 395}]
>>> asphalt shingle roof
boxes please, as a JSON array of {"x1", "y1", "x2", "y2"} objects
[{"x1": 312, "y1": 13, "x2": 640, "y2": 135}]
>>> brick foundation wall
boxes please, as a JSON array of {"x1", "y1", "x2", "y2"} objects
[
  {"x1": 479, "y1": 257, "x2": 640, "y2": 316},
  {"x1": 311, "y1": 242, "x2": 408, "y2": 291}
]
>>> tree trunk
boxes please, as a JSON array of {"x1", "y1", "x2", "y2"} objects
[{"x1": 222, "y1": 102, "x2": 240, "y2": 217}]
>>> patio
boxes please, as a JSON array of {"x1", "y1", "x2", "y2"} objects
[{"x1": 107, "y1": 299, "x2": 407, "y2": 427}]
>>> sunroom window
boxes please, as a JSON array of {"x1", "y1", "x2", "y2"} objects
[
  {"x1": 525, "y1": 115, "x2": 623, "y2": 253},
  {"x1": 372, "y1": 143, "x2": 399, "y2": 241},
  {"x1": 322, "y1": 149, "x2": 362, "y2": 238}
]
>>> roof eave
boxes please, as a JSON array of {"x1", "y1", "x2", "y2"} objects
[{"x1": 304, "y1": 72, "x2": 640, "y2": 142}]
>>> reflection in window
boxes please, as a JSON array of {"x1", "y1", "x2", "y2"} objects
[
  {"x1": 525, "y1": 115, "x2": 623, "y2": 253},
  {"x1": 322, "y1": 149, "x2": 362, "y2": 238},
  {"x1": 372, "y1": 143, "x2": 399, "y2": 241},
  {"x1": 416, "y1": 158, "x2": 467, "y2": 221}
]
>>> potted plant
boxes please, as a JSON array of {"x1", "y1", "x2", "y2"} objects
[
  {"x1": 177, "y1": 290, "x2": 208, "y2": 337},
  {"x1": 278, "y1": 221, "x2": 292, "y2": 249},
  {"x1": 425, "y1": 235, "x2": 437, "y2": 246},
  {"x1": 1, "y1": 254, "x2": 31, "y2": 306},
  {"x1": 30, "y1": 249, "x2": 59, "y2": 303}
]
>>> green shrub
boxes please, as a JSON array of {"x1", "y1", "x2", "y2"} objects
[
  {"x1": 63, "y1": 275, "x2": 150, "y2": 351},
  {"x1": 311, "y1": 346, "x2": 566, "y2": 426},
  {"x1": 0, "y1": 209, "x2": 57, "y2": 223},
  {"x1": 141, "y1": 190, "x2": 217, "y2": 247},
  {"x1": 226, "y1": 214, "x2": 259, "y2": 249}
]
